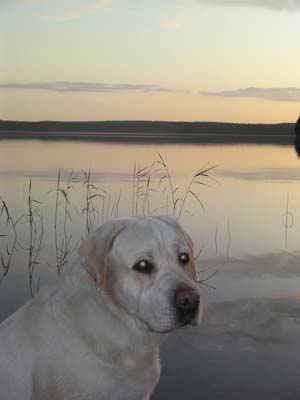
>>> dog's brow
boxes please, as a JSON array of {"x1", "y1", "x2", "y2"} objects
[
  {"x1": 134, "y1": 250, "x2": 153, "y2": 260},
  {"x1": 172, "y1": 242, "x2": 189, "y2": 253},
  {"x1": 149, "y1": 220, "x2": 186, "y2": 258},
  {"x1": 148, "y1": 220, "x2": 165, "y2": 251}
]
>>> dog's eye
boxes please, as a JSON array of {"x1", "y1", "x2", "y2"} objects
[
  {"x1": 133, "y1": 260, "x2": 153, "y2": 274},
  {"x1": 178, "y1": 252, "x2": 190, "y2": 265}
]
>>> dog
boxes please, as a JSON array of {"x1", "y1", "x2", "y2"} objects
[{"x1": 0, "y1": 216, "x2": 201, "y2": 400}]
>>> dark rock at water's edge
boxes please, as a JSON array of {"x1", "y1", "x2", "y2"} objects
[
  {"x1": 295, "y1": 116, "x2": 300, "y2": 136},
  {"x1": 294, "y1": 137, "x2": 300, "y2": 157},
  {"x1": 293, "y1": 116, "x2": 300, "y2": 156}
]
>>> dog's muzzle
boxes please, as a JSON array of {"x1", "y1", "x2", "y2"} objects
[{"x1": 174, "y1": 286, "x2": 200, "y2": 326}]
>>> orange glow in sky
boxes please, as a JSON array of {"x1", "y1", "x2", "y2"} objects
[{"x1": 1, "y1": 0, "x2": 300, "y2": 122}]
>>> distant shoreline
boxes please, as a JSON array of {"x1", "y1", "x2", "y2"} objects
[
  {"x1": 0, "y1": 131, "x2": 294, "y2": 145},
  {"x1": 0, "y1": 120, "x2": 295, "y2": 144}
]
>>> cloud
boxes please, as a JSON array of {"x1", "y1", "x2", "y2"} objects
[
  {"x1": 218, "y1": 168, "x2": 300, "y2": 182},
  {"x1": 51, "y1": 0, "x2": 113, "y2": 21},
  {"x1": 0, "y1": 0, "x2": 37, "y2": 4},
  {"x1": 197, "y1": 0, "x2": 300, "y2": 11},
  {"x1": 161, "y1": 18, "x2": 184, "y2": 29},
  {"x1": 201, "y1": 296, "x2": 300, "y2": 347},
  {"x1": 0, "y1": 169, "x2": 134, "y2": 182},
  {"x1": 199, "y1": 87, "x2": 300, "y2": 102},
  {"x1": 198, "y1": 253, "x2": 300, "y2": 307},
  {"x1": 42, "y1": 0, "x2": 113, "y2": 22},
  {"x1": 0, "y1": 0, "x2": 114, "y2": 21},
  {"x1": 210, "y1": 252, "x2": 300, "y2": 279},
  {"x1": 4, "y1": 82, "x2": 299, "y2": 102},
  {"x1": 0, "y1": 81, "x2": 180, "y2": 94}
]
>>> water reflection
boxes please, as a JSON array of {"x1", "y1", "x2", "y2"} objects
[
  {"x1": 2, "y1": 140, "x2": 300, "y2": 399},
  {"x1": 153, "y1": 251, "x2": 300, "y2": 399},
  {"x1": 2, "y1": 140, "x2": 300, "y2": 296},
  {"x1": 153, "y1": 298, "x2": 300, "y2": 399},
  {"x1": 0, "y1": 151, "x2": 217, "y2": 307},
  {"x1": 218, "y1": 167, "x2": 300, "y2": 182}
]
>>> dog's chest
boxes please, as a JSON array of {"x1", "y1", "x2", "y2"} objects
[
  {"x1": 95, "y1": 346, "x2": 161, "y2": 398},
  {"x1": 34, "y1": 350, "x2": 160, "y2": 400}
]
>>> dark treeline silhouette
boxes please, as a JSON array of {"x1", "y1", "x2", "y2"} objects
[
  {"x1": 0, "y1": 119, "x2": 296, "y2": 144},
  {"x1": 0, "y1": 119, "x2": 295, "y2": 134}
]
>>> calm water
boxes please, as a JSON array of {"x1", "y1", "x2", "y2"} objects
[{"x1": 1, "y1": 139, "x2": 300, "y2": 399}]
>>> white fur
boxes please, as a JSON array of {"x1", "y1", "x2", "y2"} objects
[{"x1": 0, "y1": 216, "x2": 201, "y2": 400}]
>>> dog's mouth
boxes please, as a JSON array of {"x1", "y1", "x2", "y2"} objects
[
  {"x1": 133, "y1": 298, "x2": 202, "y2": 334},
  {"x1": 179, "y1": 316, "x2": 193, "y2": 327},
  {"x1": 135, "y1": 315, "x2": 179, "y2": 335},
  {"x1": 137, "y1": 311, "x2": 201, "y2": 335},
  {"x1": 138, "y1": 319, "x2": 175, "y2": 334},
  {"x1": 178, "y1": 313, "x2": 197, "y2": 329},
  {"x1": 177, "y1": 303, "x2": 202, "y2": 329}
]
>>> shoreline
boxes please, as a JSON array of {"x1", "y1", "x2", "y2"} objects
[
  {"x1": 0, "y1": 131, "x2": 295, "y2": 145},
  {"x1": 0, "y1": 120, "x2": 296, "y2": 144}
]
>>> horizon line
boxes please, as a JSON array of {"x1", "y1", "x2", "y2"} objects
[{"x1": 0, "y1": 119, "x2": 297, "y2": 125}]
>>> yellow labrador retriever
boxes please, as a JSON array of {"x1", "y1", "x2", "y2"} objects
[{"x1": 0, "y1": 216, "x2": 201, "y2": 400}]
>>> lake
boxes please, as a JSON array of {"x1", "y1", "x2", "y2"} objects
[{"x1": 1, "y1": 138, "x2": 300, "y2": 399}]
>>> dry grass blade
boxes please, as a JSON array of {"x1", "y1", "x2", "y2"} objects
[
  {"x1": 0, "y1": 153, "x2": 217, "y2": 286},
  {"x1": 194, "y1": 243, "x2": 205, "y2": 261},
  {"x1": 226, "y1": 218, "x2": 231, "y2": 260},
  {"x1": 196, "y1": 270, "x2": 217, "y2": 290},
  {"x1": 177, "y1": 165, "x2": 217, "y2": 219},
  {"x1": 194, "y1": 165, "x2": 217, "y2": 177},
  {"x1": 24, "y1": 179, "x2": 44, "y2": 297},
  {"x1": 0, "y1": 196, "x2": 19, "y2": 285},
  {"x1": 155, "y1": 152, "x2": 176, "y2": 214},
  {"x1": 188, "y1": 190, "x2": 205, "y2": 212}
]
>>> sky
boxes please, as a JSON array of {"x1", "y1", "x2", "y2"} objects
[{"x1": 1, "y1": 0, "x2": 300, "y2": 122}]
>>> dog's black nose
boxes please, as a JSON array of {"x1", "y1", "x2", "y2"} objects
[{"x1": 175, "y1": 287, "x2": 199, "y2": 323}]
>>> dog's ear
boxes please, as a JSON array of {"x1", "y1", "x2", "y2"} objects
[{"x1": 79, "y1": 219, "x2": 128, "y2": 287}]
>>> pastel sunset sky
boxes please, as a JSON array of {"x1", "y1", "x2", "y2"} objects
[{"x1": 1, "y1": 0, "x2": 300, "y2": 122}]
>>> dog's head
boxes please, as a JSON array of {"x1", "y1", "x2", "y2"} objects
[{"x1": 79, "y1": 216, "x2": 202, "y2": 334}]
